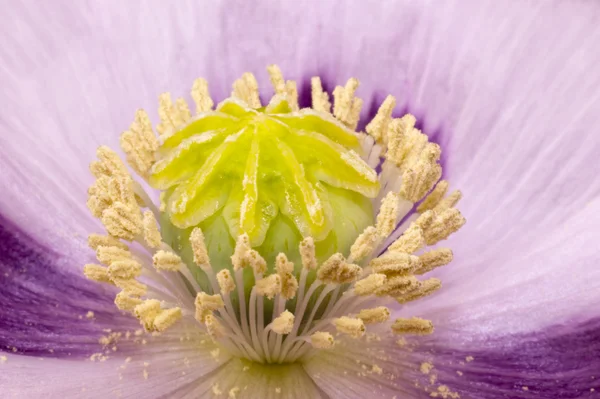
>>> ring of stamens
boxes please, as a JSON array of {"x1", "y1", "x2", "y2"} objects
[{"x1": 84, "y1": 65, "x2": 465, "y2": 364}]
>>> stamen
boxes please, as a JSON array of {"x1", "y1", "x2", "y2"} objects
[
  {"x1": 357, "y1": 306, "x2": 391, "y2": 324},
  {"x1": 418, "y1": 208, "x2": 466, "y2": 245},
  {"x1": 392, "y1": 317, "x2": 434, "y2": 335},
  {"x1": 333, "y1": 316, "x2": 366, "y2": 339},
  {"x1": 217, "y1": 269, "x2": 236, "y2": 294},
  {"x1": 375, "y1": 275, "x2": 420, "y2": 297},
  {"x1": 204, "y1": 313, "x2": 226, "y2": 339},
  {"x1": 354, "y1": 273, "x2": 387, "y2": 296},
  {"x1": 333, "y1": 78, "x2": 362, "y2": 130},
  {"x1": 415, "y1": 249, "x2": 453, "y2": 275},
  {"x1": 152, "y1": 250, "x2": 182, "y2": 272},
  {"x1": 120, "y1": 109, "x2": 158, "y2": 178},
  {"x1": 231, "y1": 234, "x2": 252, "y2": 271},
  {"x1": 310, "y1": 332, "x2": 335, "y2": 349},
  {"x1": 142, "y1": 210, "x2": 162, "y2": 249},
  {"x1": 83, "y1": 264, "x2": 112, "y2": 284},
  {"x1": 87, "y1": 234, "x2": 128, "y2": 251},
  {"x1": 276, "y1": 254, "x2": 298, "y2": 300},
  {"x1": 90, "y1": 146, "x2": 129, "y2": 179},
  {"x1": 191, "y1": 78, "x2": 214, "y2": 113},
  {"x1": 267, "y1": 64, "x2": 299, "y2": 110},
  {"x1": 232, "y1": 72, "x2": 261, "y2": 108},
  {"x1": 115, "y1": 291, "x2": 142, "y2": 311},
  {"x1": 395, "y1": 278, "x2": 442, "y2": 304},
  {"x1": 157, "y1": 93, "x2": 187, "y2": 137},
  {"x1": 101, "y1": 202, "x2": 142, "y2": 241},
  {"x1": 311, "y1": 77, "x2": 331, "y2": 113},
  {"x1": 247, "y1": 249, "x2": 267, "y2": 275},
  {"x1": 300, "y1": 237, "x2": 318, "y2": 270},
  {"x1": 399, "y1": 144, "x2": 442, "y2": 203},
  {"x1": 366, "y1": 95, "x2": 396, "y2": 145},
  {"x1": 317, "y1": 254, "x2": 362, "y2": 284},
  {"x1": 190, "y1": 227, "x2": 211, "y2": 268},
  {"x1": 107, "y1": 260, "x2": 142, "y2": 280},
  {"x1": 369, "y1": 253, "x2": 420, "y2": 276},
  {"x1": 134, "y1": 299, "x2": 162, "y2": 331},
  {"x1": 271, "y1": 310, "x2": 295, "y2": 335},
  {"x1": 388, "y1": 223, "x2": 425, "y2": 254},
  {"x1": 255, "y1": 275, "x2": 282, "y2": 299},
  {"x1": 114, "y1": 279, "x2": 147, "y2": 297},
  {"x1": 376, "y1": 191, "x2": 401, "y2": 238},
  {"x1": 153, "y1": 308, "x2": 183, "y2": 332},
  {"x1": 350, "y1": 226, "x2": 378, "y2": 262},
  {"x1": 95, "y1": 246, "x2": 131, "y2": 265},
  {"x1": 417, "y1": 180, "x2": 449, "y2": 213}
]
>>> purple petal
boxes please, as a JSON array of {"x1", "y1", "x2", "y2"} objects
[
  {"x1": 0, "y1": 213, "x2": 135, "y2": 358},
  {"x1": 409, "y1": 318, "x2": 600, "y2": 398},
  {"x1": 0, "y1": 337, "x2": 228, "y2": 398}
]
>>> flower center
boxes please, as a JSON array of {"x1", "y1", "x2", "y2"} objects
[{"x1": 84, "y1": 65, "x2": 465, "y2": 365}]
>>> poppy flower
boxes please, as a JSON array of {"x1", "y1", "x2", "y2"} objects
[{"x1": 1, "y1": 2, "x2": 599, "y2": 398}]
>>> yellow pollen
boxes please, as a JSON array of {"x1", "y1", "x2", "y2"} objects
[
  {"x1": 95, "y1": 246, "x2": 131, "y2": 265},
  {"x1": 399, "y1": 146, "x2": 442, "y2": 203},
  {"x1": 114, "y1": 278, "x2": 147, "y2": 298},
  {"x1": 392, "y1": 317, "x2": 434, "y2": 335},
  {"x1": 267, "y1": 64, "x2": 299, "y2": 110},
  {"x1": 395, "y1": 278, "x2": 442, "y2": 304},
  {"x1": 232, "y1": 72, "x2": 261, "y2": 108},
  {"x1": 255, "y1": 274, "x2": 282, "y2": 299},
  {"x1": 216, "y1": 269, "x2": 236, "y2": 294},
  {"x1": 231, "y1": 234, "x2": 252, "y2": 270},
  {"x1": 246, "y1": 249, "x2": 267, "y2": 275},
  {"x1": 119, "y1": 109, "x2": 158, "y2": 178},
  {"x1": 333, "y1": 316, "x2": 366, "y2": 339},
  {"x1": 114, "y1": 291, "x2": 142, "y2": 312},
  {"x1": 90, "y1": 146, "x2": 129, "y2": 179},
  {"x1": 417, "y1": 180, "x2": 449, "y2": 213},
  {"x1": 134, "y1": 299, "x2": 162, "y2": 331},
  {"x1": 204, "y1": 313, "x2": 225, "y2": 339},
  {"x1": 376, "y1": 191, "x2": 401, "y2": 238},
  {"x1": 350, "y1": 226, "x2": 378, "y2": 262},
  {"x1": 195, "y1": 293, "x2": 225, "y2": 312},
  {"x1": 333, "y1": 78, "x2": 363, "y2": 130},
  {"x1": 311, "y1": 77, "x2": 331, "y2": 113},
  {"x1": 317, "y1": 253, "x2": 362, "y2": 284},
  {"x1": 153, "y1": 308, "x2": 182, "y2": 332},
  {"x1": 370, "y1": 252, "x2": 420, "y2": 276},
  {"x1": 142, "y1": 210, "x2": 162, "y2": 249},
  {"x1": 276, "y1": 253, "x2": 298, "y2": 300},
  {"x1": 417, "y1": 208, "x2": 466, "y2": 245},
  {"x1": 434, "y1": 190, "x2": 462, "y2": 212},
  {"x1": 83, "y1": 264, "x2": 112, "y2": 284},
  {"x1": 156, "y1": 92, "x2": 188, "y2": 137},
  {"x1": 366, "y1": 95, "x2": 396, "y2": 145},
  {"x1": 271, "y1": 310, "x2": 295, "y2": 335},
  {"x1": 152, "y1": 250, "x2": 183, "y2": 272},
  {"x1": 310, "y1": 332, "x2": 335, "y2": 349},
  {"x1": 191, "y1": 78, "x2": 214, "y2": 113},
  {"x1": 299, "y1": 237, "x2": 318, "y2": 270},
  {"x1": 357, "y1": 306, "x2": 391, "y2": 324},
  {"x1": 190, "y1": 227, "x2": 210, "y2": 268},
  {"x1": 375, "y1": 275, "x2": 420, "y2": 297},
  {"x1": 388, "y1": 223, "x2": 425, "y2": 254},
  {"x1": 107, "y1": 260, "x2": 142, "y2": 280},
  {"x1": 415, "y1": 249, "x2": 453, "y2": 275},
  {"x1": 354, "y1": 273, "x2": 387, "y2": 296},
  {"x1": 101, "y1": 202, "x2": 142, "y2": 241},
  {"x1": 87, "y1": 234, "x2": 128, "y2": 251}
]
